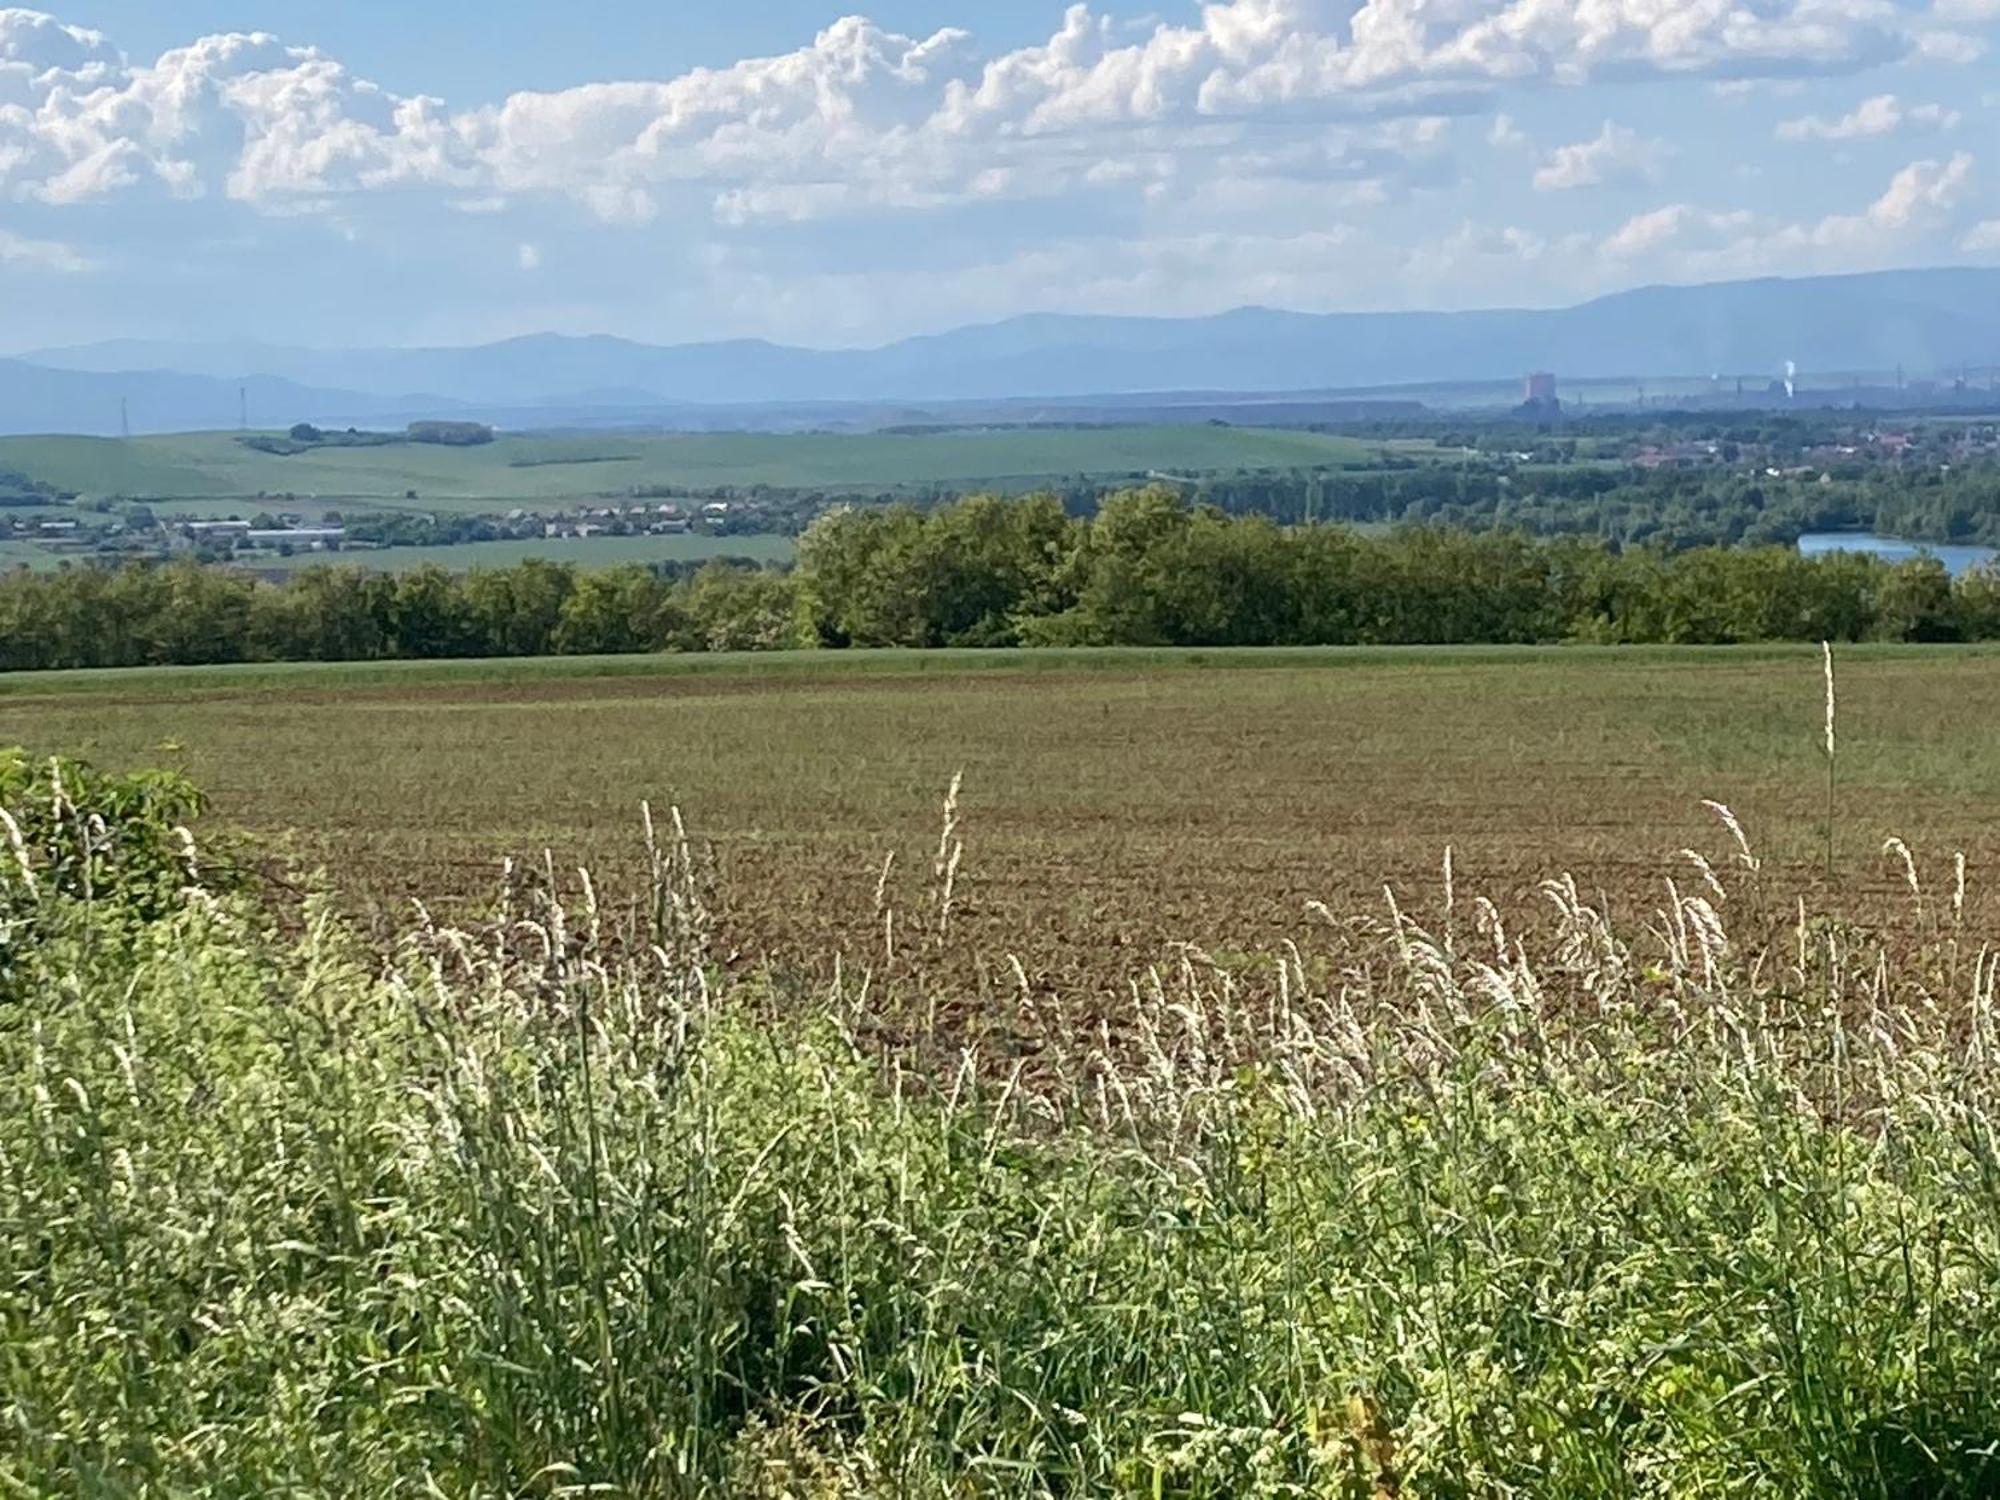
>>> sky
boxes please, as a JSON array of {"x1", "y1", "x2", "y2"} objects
[{"x1": 4, "y1": 0, "x2": 2000, "y2": 352}]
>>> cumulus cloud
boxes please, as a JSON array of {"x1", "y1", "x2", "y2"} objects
[
  {"x1": 928, "y1": 0, "x2": 1918, "y2": 138},
  {"x1": 1861, "y1": 151, "x2": 1976, "y2": 229},
  {"x1": 1776, "y1": 94, "x2": 1961, "y2": 141},
  {"x1": 459, "y1": 17, "x2": 975, "y2": 221},
  {"x1": 7, "y1": 1, "x2": 2000, "y2": 346},
  {"x1": 0, "y1": 8, "x2": 117, "y2": 92},
  {"x1": 1599, "y1": 152, "x2": 1978, "y2": 275},
  {"x1": 0, "y1": 0, "x2": 1959, "y2": 226},
  {"x1": 1602, "y1": 205, "x2": 1753, "y2": 257},
  {"x1": 2, "y1": 15, "x2": 480, "y2": 206},
  {"x1": 1532, "y1": 122, "x2": 1666, "y2": 191}
]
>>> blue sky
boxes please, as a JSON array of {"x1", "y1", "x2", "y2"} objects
[{"x1": 4, "y1": 1, "x2": 2000, "y2": 351}]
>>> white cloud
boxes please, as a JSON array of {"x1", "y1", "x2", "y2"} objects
[
  {"x1": 928, "y1": 0, "x2": 1915, "y2": 138},
  {"x1": 1861, "y1": 151, "x2": 1975, "y2": 230},
  {"x1": 1961, "y1": 219, "x2": 2000, "y2": 250},
  {"x1": 0, "y1": 226, "x2": 96, "y2": 271},
  {"x1": 0, "y1": 9, "x2": 118, "y2": 91},
  {"x1": 2, "y1": 20, "x2": 481, "y2": 206},
  {"x1": 459, "y1": 17, "x2": 976, "y2": 222},
  {"x1": 1711, "y1": 78, "x2": 1809, "y2": 99},
  {"x1": 1599, "y1": 153, "x2": 1978, "y2": 274},
  {"x1": 1602, "y1": 204, "x2": 1753, "y2": 258},
  {"x1": 1602, "y1": 205, "x2": 1691, "y2": 257},
  {"x1": 5, "y1": 1, "x2": 1996, "y2": 347},
  {"x1": 1776, "y1": 94, "x2": 1960, "y2": 141},
  {"x1": 1532, "y1": 122, "x2": 1666, "y2": 191},
  {"x1": 0, "y1": 0, "x2": 1948, "y2": 227}
]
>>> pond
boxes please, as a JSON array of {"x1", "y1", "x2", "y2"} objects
[{"x1": 1796, "y1": 532, "x2": 1997, "y2": 577}]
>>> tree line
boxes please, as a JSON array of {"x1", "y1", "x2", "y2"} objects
[
  {"x1": 1186, "y1": 459, "x2": 2000, "y2": 549},
  {"x1": 3, "y1": 489, "x2": 1998, "y2": 671}
]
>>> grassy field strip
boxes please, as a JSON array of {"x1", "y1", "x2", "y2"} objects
[
  {"x1": 8, "y1": 640, "x2": 2000, "y2": 698},
  {"x1": 0, "y1": 425, "x2": 1384, "y2": 505}
]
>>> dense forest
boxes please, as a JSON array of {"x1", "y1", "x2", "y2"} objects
[{"x1": 2, "y1": 489, "x2": 1996, "y2": 671}]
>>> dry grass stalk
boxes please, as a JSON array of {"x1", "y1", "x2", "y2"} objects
[
  {"x1": 933, "y1": 771, "x2": 965, "y2": 944},
  {"x1": 0, "y1": 807, "x2": 35, "y2": 894},
  {"x1": 1702, "y1": 800, "x2": 1760, "y2": 875}
]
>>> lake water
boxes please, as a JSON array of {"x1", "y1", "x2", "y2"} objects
[{"x1": 1796, "y1": 532, "x2": 1997, "y2": 576}]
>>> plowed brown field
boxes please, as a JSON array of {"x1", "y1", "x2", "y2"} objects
[{"x1": 9, "y1": 646, "x2": 1999, "y2": 990}]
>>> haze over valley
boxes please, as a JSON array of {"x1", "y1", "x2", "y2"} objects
[{"x1": 9, "y1": 268, "x2": 2000, "y2": 436}]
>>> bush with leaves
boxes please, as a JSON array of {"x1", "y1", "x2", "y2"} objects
[{"x1": 0, "y1": 747, "x2": 240, "y2": 1002}]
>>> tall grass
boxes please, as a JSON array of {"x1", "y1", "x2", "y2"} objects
[
  {"x1": 1823, "y1": 640, "x2": 1839, "y2": 880},
  {"x1": 4, "y1": 788, "x2": 2000, "y2": 1495}
]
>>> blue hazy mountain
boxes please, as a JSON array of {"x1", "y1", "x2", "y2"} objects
[
  {"x1": 0, "y1": 360, "x2": 470, "y2": 439},
  {"x1": 12, "y1": 268, "x2": 2000, "y2": 433}
]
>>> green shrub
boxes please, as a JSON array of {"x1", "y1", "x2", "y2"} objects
[{"x1": 0, "y1": 747, "x2": 239, "y2": 1002}]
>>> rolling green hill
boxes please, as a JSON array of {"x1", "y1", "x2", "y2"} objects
[{"x1": 0, "y1": 426, "x2": 1378, "y2": 512}]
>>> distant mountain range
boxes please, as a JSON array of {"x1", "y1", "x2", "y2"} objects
[{"x1": 10, "y1": 268, "x2": 2000, "y2": 436}]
